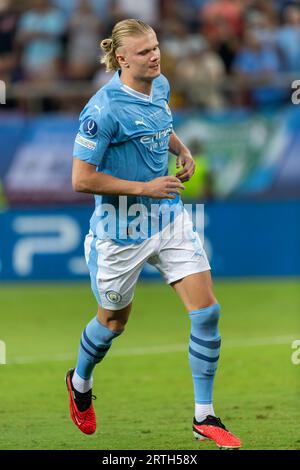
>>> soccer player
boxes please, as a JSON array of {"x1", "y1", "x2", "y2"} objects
[{"x1": 66, "y1": 19, "x2": 241, "y2": 450}]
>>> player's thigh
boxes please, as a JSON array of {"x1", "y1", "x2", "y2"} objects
[
  {"x1": 84, "y1": 232, "x2": 152, "y2": 311},
  {"x1": 151, "y1": 210, "x2": 217, "y2": 311},
  {"x1": 171, "y1": 271, "x2": 217, "y2": 312}
]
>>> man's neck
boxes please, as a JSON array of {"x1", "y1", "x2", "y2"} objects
[{"x1": 119, "y1": 72, "x2": 152, "y2": 96}]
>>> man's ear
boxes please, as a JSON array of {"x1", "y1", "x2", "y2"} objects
[{"x1": 116, "y1": 54, "x2": 129, "y2": 68}]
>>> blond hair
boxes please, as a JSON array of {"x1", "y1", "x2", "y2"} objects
[{"x1": 100, "y1": 19, "x2": 153, "y2": 72}]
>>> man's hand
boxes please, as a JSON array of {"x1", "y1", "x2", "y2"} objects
[
  {"x1": 175, "y1": 151, "x2": 195, "y2": 183},
  {"x1": 142, "y1": 176, "x2": 185, "y2": 199}
]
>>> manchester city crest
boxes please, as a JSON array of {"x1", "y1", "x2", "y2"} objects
[{"x1": 105, "y1": 290, "x2": 122, "y2": 304}]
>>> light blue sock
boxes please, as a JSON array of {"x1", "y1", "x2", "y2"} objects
[
  {"x1": 75, "y1": 315, "x2": 122, "y2": 380},
  {"x1": 189, "y1": 304, "x2": 221, "y2": 404}
]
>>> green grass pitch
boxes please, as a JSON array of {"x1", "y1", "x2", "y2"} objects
[{"x1": 0, "y1": 279, "x2": 299, "y2": 450}]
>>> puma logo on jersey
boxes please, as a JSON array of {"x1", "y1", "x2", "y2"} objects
[
  {"x1": 94, "y1": 105, "x2": 104, "y2": 114},
  {"x1": 135, "y1": 119, "x2": 147, "y2": 127}
]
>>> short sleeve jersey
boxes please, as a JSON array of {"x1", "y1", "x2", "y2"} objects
[{"x1": 73, "y1": 71, "x2": 183, "y2": 244}]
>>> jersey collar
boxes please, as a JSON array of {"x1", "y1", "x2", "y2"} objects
[{"x1": 116, "y1": 71, "x2": 153, "y2": 102}]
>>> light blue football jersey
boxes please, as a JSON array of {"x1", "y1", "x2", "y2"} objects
[{"x1": 73, "y1": 71, "x2": 183, "y2": 244}]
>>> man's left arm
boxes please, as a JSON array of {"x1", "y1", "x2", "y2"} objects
[{"x1": 169, "y1": 131, "x2": 195, "y2": 183}]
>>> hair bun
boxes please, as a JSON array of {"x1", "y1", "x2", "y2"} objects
[{"x1": 101, "y1": 38, "x2": 113, "y2": 53}]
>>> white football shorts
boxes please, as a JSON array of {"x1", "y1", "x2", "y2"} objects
[{"x1": 84, "y1": 209, "x2": 210, "y2": 310}]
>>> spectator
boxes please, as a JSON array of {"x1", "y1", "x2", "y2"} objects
[
  {"x1": 161, "y1": 20, "x2": 204, "y2": 60},
  {"x1": 160, "y1": 20, "x2": 203, "y2": 60},
  {"x1": 53, "y1": 0, "x2": 111, "y2": 22},
  {"x1": 114, "y1": 0, "x2": 159, "y2": 25},
  {"x1": 160, "y1": 0, "x2": 206, "y2": 33},
  {"x1": 174, "y1": 38, "x2": 226, "y2": 109},
  {"x1": 66, "y1": 0, "x2": 102, "y2": 80},
  {"x1": 178, "y1": 0, "x2": 209, "y2": 32},
  {"x1": 161, "y1": 21, "x2": 212, "y2": 105},
  {"x1": 16, "y1": 0, "x2": 66, "y2": 81},
  {"x1": 0, "y1": 0, "x2": 18, "y2": 84},
  {"x1": 276, "y1": 4, "x2": 300, "y2": 72},
  {"x1": 244, "y1": 10, "x2": 278, "y2": 49},
  {"x1": 233, "y1": 28, "x2": 287, "y2": 107},
  {"x1": 209, "y1": 16, "x2": 239, "y2": 73},
  {"x1": 52, "y1": 0, "x2": 75, "y2": 16},
  {"x1": 169, "y1": 140, "x2": 214, "y2": 201},
  {"x1": 200, "y1": 0, "x2": 244, "y2": 42}
]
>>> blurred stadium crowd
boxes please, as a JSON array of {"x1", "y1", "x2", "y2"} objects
[{"x1": 1, "y1": 0, "x2": 300, "y2": 111}]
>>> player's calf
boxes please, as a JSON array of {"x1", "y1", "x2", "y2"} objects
[
  {"x1": 189, "y1": 303, "x2": 221, "y2": 412},
  {"x1": 75, "y1": 314, "x2": 123, "y2": 387}
]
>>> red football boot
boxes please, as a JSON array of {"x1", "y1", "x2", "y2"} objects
[
  {"x1": 65, "y1": 368, "x2": 96, "y2": 435},
  {"x1": 193, "y1": 415, "x2": 241, "y2": 450}
]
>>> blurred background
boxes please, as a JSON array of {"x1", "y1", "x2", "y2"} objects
[
  {"x1": 0, "y1": 0, "x2": 299, "y2": 279},
  {"x1": 0, "y1": 0, "x2": 299, "y2": 451}
]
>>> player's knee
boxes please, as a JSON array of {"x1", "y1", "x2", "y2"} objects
[
  {"x1": 206, "y1": 303, "x2": 221, "y2": 326},
  {"x1": 97, "y1": 304, "x2": 131, "y2": 333},
  {"x1": 191, "y1": 294, "x2": 219, "y2": 312},
  {"x1": 189, "y1": 303, "x2": 221, "y2": 333},
  {"x1": 107, "y1": 319, "x2": 127, "y2": 334},
  {"x1": 97, "y1": 313, "x2": 128, "y2": 334}
]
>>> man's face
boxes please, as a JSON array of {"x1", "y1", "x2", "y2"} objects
[{"x1": 117, "y1": 31, "x2": 161, "y2": 82}]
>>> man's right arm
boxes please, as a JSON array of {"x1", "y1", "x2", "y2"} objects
[{"x1": 72, "y1": 157, "x2": 185, "y2": 200}]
